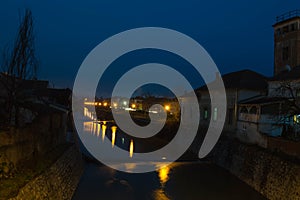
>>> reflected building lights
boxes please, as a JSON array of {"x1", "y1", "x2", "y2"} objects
[
  {"x1": 102, "y1": 124, "x2": 107, "y2": 141},
  {"x1": 158, "y1": 165, "x2": 170, "y2": 187},
  {"x1": 111, "y1": 126, "x2": 117, "y2": 148},
  {"x1": 97, "y1": 123, "x2": 101, "y2": 137},
  {"x1": 93, "y1": 122, "x2": 97, "y2": 135},
  {"x1": 129, "y1": 140, "x2": 134, "y2": 158}
]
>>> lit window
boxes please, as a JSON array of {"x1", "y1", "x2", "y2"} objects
[
  {"x1": 213, "y1": 107, "x2": 218, "y2": 121},
  {"x1": 294, "y1": 115, "x2": 300, "y2": 124}
]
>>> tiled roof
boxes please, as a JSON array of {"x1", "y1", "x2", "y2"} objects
[
  {"x1": 196, "y1": 69, "x2": 268, "y2": 92},
  {"x1": 239, "y1": 96, "x2": 289, "y2": 105}
]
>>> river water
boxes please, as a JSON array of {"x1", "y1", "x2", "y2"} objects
[
  {"x1": 72, "y1": 120, "x2": 266, "y2": 200},
  {"x1": 72, "y1": 161, "x2": 266, "y2": 200}
]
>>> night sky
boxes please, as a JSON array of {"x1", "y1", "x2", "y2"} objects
[{"x1": 0, "y1": 1, "x2": 300, "y2": 93}]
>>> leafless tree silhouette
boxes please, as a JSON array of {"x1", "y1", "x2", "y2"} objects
[
  {"x1": 0, "y1": 9, "x2": 38, "y2": 127},
  {"x1": 274, "y1": 81, "x2": 300, "y2": 140}
]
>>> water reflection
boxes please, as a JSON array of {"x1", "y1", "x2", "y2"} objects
[
  {"x1": 152, "y1": 164, "x2": 171, "y2": 200},
  {"x1": 93, "y1": 122, "x2": 97, "y2": 135},
  {"x1": 83, "y1": 119, "x2": 136, "y2": 159},
  {"x1": 83, "y1": 121, "x2": 93, "y2": 132},
  {"x1": 124, "y1": 163, "x2": 137, "y2": 172},
  {"x1": 111, "y1": 126, "x2": 117, "y2": 148},
  {"x1": 129, "y1": 140, "x2": 134, "y2": 158},
  {"x1": 97, "y1": 123, "x2": 101, "y2": 137},
  {"x1": 102, "y1": 123, "x2": 107, "y2": 141},
  {"x1": 158, "y1": 165, "x2": 170, "y2": 187},
  {"x1": 152, "y1": 189, "x2": 170, "y2": 200}
]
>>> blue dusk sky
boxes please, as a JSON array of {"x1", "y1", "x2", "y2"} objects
[{"x1": 0, "y1": 1, "x2": 300, "y2": 96}]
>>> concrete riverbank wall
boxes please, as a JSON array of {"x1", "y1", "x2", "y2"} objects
[
  {"x1": 9, "y1": 144, "x2": 84, "y2": 200},
  {"x1": 0, "y1": 112, "x2": 68, "y2": 177},
  {"x1": 211, "y1": 137, "x2": 300, "y2": 200}
]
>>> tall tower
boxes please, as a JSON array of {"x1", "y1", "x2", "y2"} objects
[{"x1": 273, "y1": 10, "x2": 300, "y2": 75}]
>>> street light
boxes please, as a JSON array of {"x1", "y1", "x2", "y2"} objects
[{"x1": 165, "y1": 105, "x2": 170, "y2": 111}]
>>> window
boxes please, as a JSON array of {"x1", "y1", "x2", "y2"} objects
[
  {"x1": 290, "y1": 23, "x2": 296, "y2": 31},
  {"x1": 282, "y1": 25, "x2": 289, "y2": 34},
  {"x1": 240, "y1": 106, "x2": 248, "y2": 114},
  {"x1": 290, "y1": 22, "x2": 298, "y2": 32},
  {"x1": 249, "y1": 107, "x2": 257, "y2": 114},
  {"x1": 203, "y1": 108, "x2": 208, "y2": 120},
  {"x1": 276, "y1": 28, "x2": 281, "y2": 36},
  {"x1": 293, "y1": 115, "x2": 300, "y2": 124},
  {"x1": 296, "y1": 89, "x2": 300, "y2": 98},
  {"x1": 282, "y1": 47, "x2": 289, "y2": 61},
  {"x1": 213, "y1": 107, "x2": 218, "y2": 121}
]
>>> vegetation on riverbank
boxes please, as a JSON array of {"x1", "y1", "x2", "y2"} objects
[{"x1": 0, "y1": 143, "x2": 70, "y2": 200}]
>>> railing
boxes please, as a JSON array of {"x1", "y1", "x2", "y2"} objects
[
  {"x1": 276, "y1": 9, "x2": 300, "y2": 23},
  {"x1": 238, "y1": 113, "x2": 259, "y2": 123}
]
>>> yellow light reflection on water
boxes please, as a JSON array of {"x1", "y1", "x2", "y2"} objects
[
  {"x1": 97, "y1": 123, "x2": 101, "y2": 137},
  {"x1": 158, "y1": 165, "x2": 170, "y2": 186},
  {"x1": 83, "y1": 121, "x2": 93, "y2": 133},
  {"x1": 93, "y1": 122, "x2": 97, "y2": 135},
  {"x1": 111, "y1": 126, "x2": 117, "y2": 148},
  {"x1": 129, "y1": 140, "x2": 134, "y2": 158},
  {"x1": 152, "y1": 189, "x2": 170, "y2": 200},
  {"x1": 102, "y1": 124, "x2": 107, "y2": 141}
]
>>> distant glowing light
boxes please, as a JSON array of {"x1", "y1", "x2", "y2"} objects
[
  {"x1": 125, "y1": 108, "x2": 135, "y2": 111},
  {"x1": 103, "y1": 102, "x2": 108, "y2": 107},
  {"x1": 131, "y1": 104, "x2": 136, "y2": 109},
  {"x1": 165, "y1": 105, "x2": 170, "y2": 111},
  {"x1": 149, "y1": 110, "x2": 158, "y2": 114}
]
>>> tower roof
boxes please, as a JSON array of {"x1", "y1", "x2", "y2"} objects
[{"x1": 273, "y1": 9, "x2": 300, "y2": 27}]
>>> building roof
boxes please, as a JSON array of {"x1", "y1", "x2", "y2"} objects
[
  {"x1": 0, "y1": 72, "x2": 49, "y2": 90},
  {"x1": 239, "y1": 96, "x2": 289, "y2": 105},
  {"x1": 196, "y1": 69, "x2": 268, "y2": 92},
  {"x1": 273, "y1": 9, "x2": 300, "y2": 26},
  {"x1": 270, "y1": 66, "x2": 300, "y2": 81}
]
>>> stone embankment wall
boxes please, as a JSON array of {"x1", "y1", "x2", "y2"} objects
[
  {"x1": 211, "y1": 137, "x2": 300, "y2": 200},
  {"x1": 0, "y1": 112, "x2": 67, "y2": 166},
  {"x1": 9, "y1": 145, "x2": 84, "y2": 200}
]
